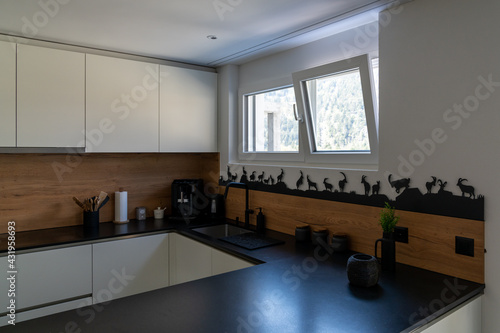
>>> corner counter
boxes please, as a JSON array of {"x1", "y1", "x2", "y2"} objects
[{"x1": 0, "y1": 218, "x2": 484, "y2": 332}]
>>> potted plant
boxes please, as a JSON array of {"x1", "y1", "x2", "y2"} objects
[
  {"x1": 375, "y1": 202, "x2": 400, "y2": 271},
  {"x1": 379, "y1": 202, "x2": 400, "y2": 234}
]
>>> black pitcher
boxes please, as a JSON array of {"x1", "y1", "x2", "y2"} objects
[{"x1": 375, "y1": 232, "x2": 396, "y2": 271}]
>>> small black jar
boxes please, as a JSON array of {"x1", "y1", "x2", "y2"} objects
[{"x1": 295, "y1": 224, "x2": 310, "y2": 242}]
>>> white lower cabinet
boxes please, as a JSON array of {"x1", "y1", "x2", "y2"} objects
[
  {"x1": 92, "y1": 233, "x2": 169, "y2": 302},
  {"x1": 169, "y1": 233, "x2": 254, "y2": 285},
  {"x1": 418, "y1": 296, "x2": 482, "y2": 333},
  {"x1": 169, "y1": 232, "x2": 212, "y2": 285},
  {"x1": 212, "y1": 248, "x2": 254, "y2": 275},
  {"x1": 0, "y1": 245, "x2": 92, "y2": 326}
]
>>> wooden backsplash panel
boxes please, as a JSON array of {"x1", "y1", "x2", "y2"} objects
[
  {"x1": 223, "y1": 188, "x2": 484, "y2": 283},
  {"x1": 0, "y1": 153, "x2": 219, "y2": 232}
]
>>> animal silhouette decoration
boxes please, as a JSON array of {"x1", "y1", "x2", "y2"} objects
[
  {"x1": 361, "y1": 175, "x2": 371, "y2": 196},
  {"x1": 457, "y1": 178, "x2": 475, "y2": 199},
  {"x1": 227, "y1": 166, "x2": 232, "y2": 181},
  {"x1": 268, "y1": 175, "x2": 275, "y2": 185},
  {"x1": 388, "y1": 174, "x2": 410, "y2": 193},
  {"x1": 242, "y1": 167, "x2": 247, "y2": 176},
  {"x1": 437, "y1": 179, "x2": 452, "y2": 195},
  {"x1": 277, "y1": 169, "x2": 285, "y2": 183},
  {"x1": 249, "y1": 171, "x2": 256, "y2": 182},
  {"x1": 307, "y1": 176, "x2": 318, "y2": 191},
  {"x1": 372, "y1": 181, "x2": 380, "y2": 195},
  {"x1": 338, "y1": 172, "x2": 348, "y2": 192},
  {"x1": 258, "y1": 171, "x2": 265, "y2": 183},
  {"x1": 296, "y1": 171, "x2": 304, "y2": 189},
  {"x1": 426, "y1": 176, "x2": 437, "y2": 194},
  {"x1": 323, "y1": 178, "x2": 333, "y2": 192}
]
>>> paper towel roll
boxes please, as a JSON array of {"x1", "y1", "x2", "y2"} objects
[{"x1": 114, "y1": 191, "x2": 129, "y2": 223}]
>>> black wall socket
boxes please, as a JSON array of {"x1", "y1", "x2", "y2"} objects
[
  {"x1": 394, "y1": 226, "x2": 408, "y2": 243},
  {"x1": 455, "y1": 236, "x2": 474, "y2": 257}
]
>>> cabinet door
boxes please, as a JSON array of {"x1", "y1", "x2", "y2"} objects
[
  {"x1": 211, "y1": 248, "x2": 254, "y2": 276},
  {"x1": 419, "y1": 296, "x2": 481, "y2": 333},
  {"x1": 17, "y1": 44, "x2": 85, "y2": 147},
  {"x1": 92, "y1": 234, "x2": 168, "y2": 302},
  {"x1": 0, "y1": 41, "x2": 16, "y2": 147},
  {"x1": 169, "y1": 233, "x2": 212, "y2": 285},
  {"x1": 86, "y1": 54, "x2": 159, "y2": 152},
  {"x1": 160, "y1": 66, "x2": 217, "y2": 152},
  {"x1": 0, "y1": 245, "x2": 92, "y2": 312}
]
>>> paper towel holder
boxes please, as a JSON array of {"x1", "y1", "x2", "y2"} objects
[{"x1": 114, "y1": 188, "x2": 130, "y2": 224}]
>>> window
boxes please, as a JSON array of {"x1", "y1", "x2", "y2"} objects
[
  {"x1": 245, "y1": 87, "x2": 298, "y2": 153},
  {"x1": 240, "y1": 54, "x2": 378, "y2": 168}
]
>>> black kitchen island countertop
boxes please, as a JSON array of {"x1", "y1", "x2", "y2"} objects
[{"x1": 0, "y1": 218, "x2": 485, "y2": 333}]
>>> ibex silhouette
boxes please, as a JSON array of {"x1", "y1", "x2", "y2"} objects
[
  {"x1": 323, "y1": 178, "x2": 333, "y2": 192},
  {"x1": 338, "y1": 172, "x2": 348, "y2": 192},
  {"x1": 457, "y1": 178, "x2": 475, "y2": 199},
  {"x1": 361, "y1": 175, "x2": 370, "y2": 196}
]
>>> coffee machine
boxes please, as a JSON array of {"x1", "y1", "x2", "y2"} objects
[{"x1": 171, "y1": 179, "x2": 206, "y2": 220}]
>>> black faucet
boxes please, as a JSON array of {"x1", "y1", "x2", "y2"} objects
[{"x1": 223, "y1": 182, "x2": 253, "y2": 228}]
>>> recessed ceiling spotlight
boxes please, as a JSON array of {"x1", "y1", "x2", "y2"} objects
[{"x1": 207, "y1": 35, "x2": 217, "y2": 40}]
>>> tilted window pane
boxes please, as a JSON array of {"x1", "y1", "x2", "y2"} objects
[
  {"x1": 246, "y1": 87, "x2": 298, "y2": 152},
  {"x1": 305, "y1": 69, "x2": 370, "y2": 152}
]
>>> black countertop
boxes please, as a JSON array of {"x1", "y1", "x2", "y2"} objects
[{"x1": 0, "y1": 218, "x2": 485, "y2": 333}]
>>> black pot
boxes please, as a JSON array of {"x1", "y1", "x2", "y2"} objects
[
  {"x1": 330, "y1": 234, "x2": 348, "y2": 252},
  {"x1": 346, "y1": 253, "x2": 380, "y2": 287}
]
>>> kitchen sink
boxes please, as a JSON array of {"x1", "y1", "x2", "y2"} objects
[
  {"x1": 191, "y1": 224, "x2": 285, "y2": 250},
  {"x1": 191, "y1": 224, "x2": 254, "y2": 239}
]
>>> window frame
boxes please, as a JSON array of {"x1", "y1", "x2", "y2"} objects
[
  {"x1": 292, "y1": 54, "x2": 379, "y2": 165},
  {"x1": 238, "y1": 54, "x2": 378, "y2": 168},
  {"x1": 239, "y1": 85, "x2": 305, "y2": 163}
]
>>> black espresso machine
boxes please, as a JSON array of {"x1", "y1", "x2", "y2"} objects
[
  {"x1": 171, "y1": 179, "x2": 207, "y2": 220},
  {"x1": 171, "y1": 179, "x2": 225, "y2": 220}
]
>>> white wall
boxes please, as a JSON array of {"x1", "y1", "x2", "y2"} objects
[
  {"x1": 218, "y1": 0, "x2": 499, "y2": 331},
  {"x1": 379, "y1": 0, "x2": 500, "y2": 331}
]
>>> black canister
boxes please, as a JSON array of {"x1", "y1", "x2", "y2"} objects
[
  {"x1": 312, "y1": 227, "x2": 328, "y2": 246},
  {"x1": 295, "y1": 224, "x2": 310, "y2": 242},
  {"x1": 331, "y1": 233, "x2": 349, "y2": 252}
]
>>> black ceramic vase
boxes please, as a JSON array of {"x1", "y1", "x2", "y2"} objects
[
  {"x1": 346, "y1": 253, "x2": 380, "y2": 287},
  {"x1": 375, "y1": 231, "x2": 396, "y2": 271}
]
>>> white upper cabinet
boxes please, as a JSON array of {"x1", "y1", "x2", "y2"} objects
[
  {"x1": 160, "y1": 66, "x2": 217, "y2": 152},
  {"x1": 86, "y1": 54, "x2": 159, "y2": 152},
  {"x1": 17, "y1": 44, "x2": 85, "y2": 147},
  {"x1": 0, "y1": 41, "x2": 16, "y2": 147}
]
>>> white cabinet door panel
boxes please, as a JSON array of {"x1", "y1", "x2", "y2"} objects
[
  {"x1": 0, "y1": 41, "x2": 16, "y2": 147},
  {"x1": 17, "y1": 44, "x2": 85, "y2": 147},
  {"x1": 86, "y1": 54, "x2": 159, "y2": 152},
  {"x1": 0, "y1": 245, "x2": 92, "y2": 312},
  {"x1": 92, "y1": 234, "x2": 168, "y2": 302},
  {"x1": 212, "y1": 248, "x2": 253, "y2": 276},
  {"x1": 169, "y1": 233, "x2": 212, "y2": 285},
  {"x1": 160, "y1": 66, "x2": 217, "y2": 152}
]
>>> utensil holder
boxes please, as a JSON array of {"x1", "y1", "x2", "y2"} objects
[{"x1": 83, "y1": 211, "x2": 99, "y2": 233}]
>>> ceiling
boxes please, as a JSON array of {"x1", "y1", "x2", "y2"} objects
[{"x1": 0, "y1": 0, "x2": 403, "y2": 67}]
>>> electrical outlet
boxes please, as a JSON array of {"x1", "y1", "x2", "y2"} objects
[
  {"x1": 455, "y1": 236, "x2": 474, "y2": 257},
  {"x1": 394, "y1": 226, "x2": 408, "y2": 243}
]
